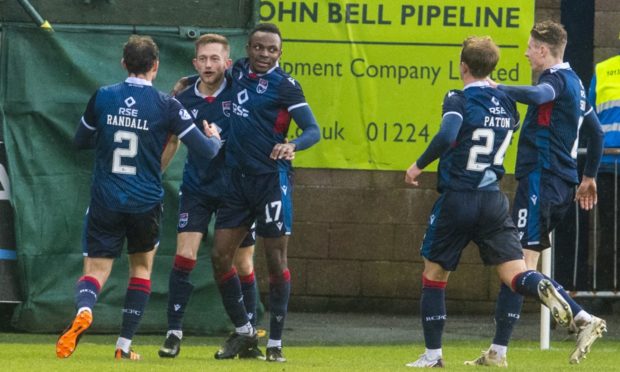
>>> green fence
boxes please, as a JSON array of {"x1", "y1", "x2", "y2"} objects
[{"x1": 0, "y1": 24, "x2": 248, "y2": 333}]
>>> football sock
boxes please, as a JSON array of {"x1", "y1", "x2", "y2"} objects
[
  {"x1": 216, "y1": 268, "x2": 250, "y2": 327},
  {"x1": 167, "y1": 329, "x2": 183, "y2": 340},
  {"x1": 167, "y1": 255, "x2": 196, "y2": 331},
  {"x1": 542, "y1": 274, "x2": 585, "y2": 317},
  {"x1": 235, "y1": 322, "x2": 255, "y2": 336},
  {"x1": 119, "y1": 277, "x2": 151, "y2": 340},
  {"x1": 267, "y1": 339, "x2": 282, "y2": 348},
  {"x1": 421, "y1": 274, "x2": 447, "y2": 350},
  {"x1": 490, "y1": 344, "x2": 507, "y2": 358},
  {"x1": 575, "y1": 310, "x2": 593, "y2": 325},
  {"x1": 116, "y1": 337, "x2": 132, "y2": 353},
  {"x1": 512, "y1": 270, "x2": 545, "y2": 297},
  {"x1": 240, "y1": 271, "x2": 258, "y2": 327},
  {"x1": 268, "y1": 269, "x2": 291, "y2": 341},
  {"x1": 75, "y1": 275, "x2": 101, "y2": 312},
  {"x1": 492, "y1": 283, "x2": 523, "y2": 347},
  {"x1": 425, "y1": 348, "x2": 442, "y2": 361}
]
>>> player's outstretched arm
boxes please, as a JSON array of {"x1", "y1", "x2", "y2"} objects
[
  {"x1": 497, "y1": 83, "x2": 555, "y2": 105},
  {"x1": 180, "y1": 125, "x2": 222, "y2": 160}
]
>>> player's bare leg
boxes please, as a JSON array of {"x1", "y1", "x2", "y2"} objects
[{"x1": 523, "y1": 249, "x2": 540, "y2": 270}]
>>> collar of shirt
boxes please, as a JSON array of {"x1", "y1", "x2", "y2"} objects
[
  {"x1": 247, "y1": 61, "x2": 279, "y2": 79},
  {"x1": 125, "y1": 77, "x2": 152, "y2": 86},
  {"x1": 193, "y1": 77, "x2": 227, "y2": 101},
  {"x1": 463, "y1": 80, "x2": 490, "y2": 90},
  {"x1": 549, "y1": 62, "x2": 571, "y2": 72}
]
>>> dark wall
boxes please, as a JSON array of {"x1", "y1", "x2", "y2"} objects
[
  {"x1": 0, "y1": 0, "x2": 255, "y2": 28},
  {"x1": 561, "y1": 0, "x2": 595, "y2": 88}
]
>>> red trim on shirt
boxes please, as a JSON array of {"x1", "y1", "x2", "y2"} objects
[
  {"x1": 537, "y1": 101, "x2": 554, "y2": 127},
  {"x1": 274, "y1": 108, "x2": 291, "y2": 134}
]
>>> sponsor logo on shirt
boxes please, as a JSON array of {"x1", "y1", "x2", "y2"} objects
[
  {"x1": 233, "y1": 89, "x2": 249, "y2": 117},
  {"x1": 124, "y1": 96, "x2": 136, "y2": 107},
  {"x1": 179, "y1": 109, "x2": 192, "y2": 121}
]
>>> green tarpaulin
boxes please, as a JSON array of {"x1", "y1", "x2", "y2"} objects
[{"x1": 0, "y1": 24, "x2": 250, "y2": 334}]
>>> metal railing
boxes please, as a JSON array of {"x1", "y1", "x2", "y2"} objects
[{"x1": 570, "y1": 148, "x2": 620, "y2": 297}]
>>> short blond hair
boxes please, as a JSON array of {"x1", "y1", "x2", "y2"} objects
[{"x1": 194, "y1": 33, "x2": 230, "y2": 57}]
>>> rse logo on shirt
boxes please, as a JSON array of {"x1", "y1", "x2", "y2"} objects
[{"x1": 233, "y1": 89, "x2": 250, "y2": 117}]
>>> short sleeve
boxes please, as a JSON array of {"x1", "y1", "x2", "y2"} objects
[
  {"x1": 82, "y1": 91, "x2": 99, "y2": 128},
  {"x1": 441, "y1": 90, "x2": 466, "y2": 117},
  {"x1": 278, "y1": 76, "x2": 307, "y2": 110},
  {"x1": 167, "y1": 97, "x2": 196, "y2": 137},
  {"x1": 538, "y1": 72, "x2": 565, "y2": 99}
]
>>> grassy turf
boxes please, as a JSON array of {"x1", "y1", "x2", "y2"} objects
[{"x1": 0, "y1": 333, "x2": 616, "y2": 371}]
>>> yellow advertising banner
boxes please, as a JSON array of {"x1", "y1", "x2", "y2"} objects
[{"x1": 259, "y1": 0, "x2": 535, "y2": 171}]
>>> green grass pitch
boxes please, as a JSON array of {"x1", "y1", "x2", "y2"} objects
[{"x1": 0, "y1": 333, "x2": 617, "y2": 371}]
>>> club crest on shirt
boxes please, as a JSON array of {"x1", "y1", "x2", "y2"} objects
[
  {"x1": 257, "y1": 78, "x2": 269, "y2": 94},
  {"x1": 178, "y1": 213, "x2": 189, "y2": 228},
  {"x1": 222, "y1": 101, "x2": 231, "y2": 117}
]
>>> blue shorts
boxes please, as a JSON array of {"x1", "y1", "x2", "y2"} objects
[
  {"x1": 513, "y1": 169, "x2": 575, "y2": 250},
  {"x1": 216, "y1": 169, "x2": 293, "y2": 238},
  {"x1": 177, "y1": 188, "x2": 256, "y2": 247},
  {"x1": 82, "y1": 201, "x2": 162, "y2": 258},
  {"x1": 421, "y1": 190, "x2": 523, "y2": 271}
]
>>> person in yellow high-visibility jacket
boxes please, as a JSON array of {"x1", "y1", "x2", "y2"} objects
[{"x1": 589, "y1": 48, "x2": 620, "y2": 298}]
